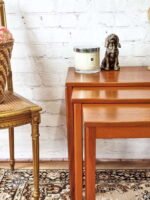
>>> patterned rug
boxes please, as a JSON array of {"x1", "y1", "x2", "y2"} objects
[{"x1": 0, "y1": 169, "x2": 150, "y2": 200}]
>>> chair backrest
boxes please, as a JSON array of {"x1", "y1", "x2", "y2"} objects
[
  {"x1": 0, "y1": 0, "x2": 6, "y2": 27},
  {"x1": 0, "y1": 0, "x2": 13, "y2": 92}
]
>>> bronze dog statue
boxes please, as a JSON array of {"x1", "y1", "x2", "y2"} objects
[{"x1": 101, "y1": 34, "x2": 121, "y2": 71}]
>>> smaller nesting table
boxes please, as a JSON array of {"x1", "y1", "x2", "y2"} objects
[{"x1": 83, "y1": 104, "x2": 150, "y2": 200}]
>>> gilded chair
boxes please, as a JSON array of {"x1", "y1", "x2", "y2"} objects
[{"x1": 0, "y1": 1, "x2": 42, "y2": 199}]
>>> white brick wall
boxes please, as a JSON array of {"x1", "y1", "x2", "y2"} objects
[{"x1": 0, "y1": 0, "x2": 150, "y2": 160}]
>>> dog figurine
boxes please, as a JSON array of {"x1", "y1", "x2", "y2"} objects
[{"x1": 101, "y1": 34, "x2": 121, "y2": 71}]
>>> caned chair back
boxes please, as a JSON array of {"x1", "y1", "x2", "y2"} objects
[
  {"x1": 0, "y1": 0, "x2": 6, "y2": 27},
  {"x1": 0, "y1": 0, "x2": 13, "y2": 92}
]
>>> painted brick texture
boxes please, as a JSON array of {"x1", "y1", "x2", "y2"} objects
[{"x1": 0, "y1": 0, "x2": 150, "y2": 160}]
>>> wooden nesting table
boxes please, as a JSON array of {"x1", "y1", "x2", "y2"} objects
[
  {"x1": 83, "y1": 104, "x2": 150, "y2": 200},
  {"x1": 65, "y1": 66, "x2": 150, "y2": 200}
]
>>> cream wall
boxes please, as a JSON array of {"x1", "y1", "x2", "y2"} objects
[{"x1": 0, "y1": 0, "x2": 150, "y2": 160}]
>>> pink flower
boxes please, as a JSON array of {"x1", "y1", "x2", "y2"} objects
[{"x1": 0, "y1": 26, "x2": 13, "y2": 43}]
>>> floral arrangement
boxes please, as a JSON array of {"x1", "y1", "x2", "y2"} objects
[{"x1": 0, "y1": 26, "x2": 13, "y2": 43}]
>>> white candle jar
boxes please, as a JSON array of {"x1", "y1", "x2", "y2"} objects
[{"x1": 74, "y1": 46, "x2": 100, "y2": 73}]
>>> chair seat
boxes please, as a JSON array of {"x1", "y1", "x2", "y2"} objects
[{"x1": 0, "y1": 91, "x2": 41, "y2": 118}]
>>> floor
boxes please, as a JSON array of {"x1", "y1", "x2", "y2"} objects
[{"x1": 0, "y1": 160, "x2": 150, "y2": 170}]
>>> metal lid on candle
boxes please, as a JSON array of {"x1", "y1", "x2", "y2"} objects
[{"x1": 74, "y1": 46, "x2": 100, "y2": 53}]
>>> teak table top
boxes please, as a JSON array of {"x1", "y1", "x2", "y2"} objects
[
  {"x1": 83, "y1": 104, "x2": 150, "y2": 126},
  {"x1": 66, "y1": 66, "x2": 150, "y2": 87},
  {"x1": 72, "y1": 87, "x2": 150, "y2": 103}
]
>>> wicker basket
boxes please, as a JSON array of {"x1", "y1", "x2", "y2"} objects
[{"x1": 0, "y1": 39, "x2": 14, "y2": 103}]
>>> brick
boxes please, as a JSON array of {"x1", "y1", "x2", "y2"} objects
[
  {"x1": 19, "y1": 0, "x2": 56, "y2": 13},
  {"x1": 54, "y1": 0, "x2": 91, "y2": 13},
  {"x1": 46, "y1": 43, "x2": 73, "y2": 58},
  {"x1": 71, "y1": 28, "x2": 106, "y2": 45},
  {"x1": 14, "y1": 86, "x2": 33, "y2": 100},
  {"x1": 45, "y1": 28, "x2": 71, "y2": 43},
  {"x1": 114, "y1": 12, "x2": 148, "y2": 27},
  {"x1": 97, "y1": 13, "x2": 115, "y2": 27},
  {"x1": 114, "y1": 27, "x2": 147, "y2": 41},
  {"x1": 32, "y1": 87, "x2": 65, "y2": 101},
  {"x1": 24, "y1": 28, "x2": 71, "y2": 44},
  {"x1": 5, "y1": 0, "x2": 19, "y2": 13},
  {"x1": 95, "y1": 0, "x2": 127, "y2": 12},
  {"x1": 40, "y1": 73, "x2": 66, "y2": 86},
  {"x1": 13, "y1": 43, "x2": 73, "y2": 59},
  {"x1": 39, "y1": 100, "x2": 66, "y2": 115},
  {"x1": 96, "y1": 139, "x2": 150, "y2": 159},
  {"x1": 40, "y1": 136, "x2": 67, "y2": 159},
  {"x1": 12, "y1": 43, "x2": 31, "y2": 58},
  {"x1": 120, "y1": 42, "x2": 150, "y2": 57},
  {"x1": 18, "y1": 0, "x2": 91, "y2": 14},
  {"x1": 40, "y1": 126, "x2": 66, "y2": 140},
  {"x1": 42, "y1": 14, "x2": 77, "y2": 28},
  {"x1": 120, "y1": 56, "x2": 150, "y2": 66},
  {"x1": 12, "y1": 43, "x2": 47, "y2": 59},
  {"x1": 126, "y1": 0, "x2": 150, "y2": 11},
  {"x1": 41, "y1": 113, "x2": 66, "y2": 127},
  {"x1": 11, "y1": 58, "x2": 38, "y2": 73},
  {"x1": 7, "y1": 14, "x2": 24, "y2": 29},
  {"x1": 36, "y1": 58, "x2": 71, "y2": 73},
  {"x1": 144, "y1": 27, "x2": 150, "y2": 42},
  {"x1": 10, "y1": 29, "x2": 28, "y2": 43},
  {"x1": 21, "y1": 14, "x2": 43, "y2": 28},
  {"x1": 13, "y1": 72, "x2": 42, "y2": 87}
]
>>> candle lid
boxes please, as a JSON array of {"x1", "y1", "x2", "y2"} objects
[{"x1": 74, "y1": 46, "x2": 100, "y2": 53}]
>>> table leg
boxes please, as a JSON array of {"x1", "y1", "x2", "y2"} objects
[
  {"x1": 31, "y1": 112, "x2": 40, "y2": 200},
  {"x1": 66, "y1": 87, "x2": 75, "y2": 200},
  {"x1": 85, "y1": 127, "x2": 96, "y2": 200},
  {"x1": 74, "y1": 104, "x2": 83, "y2": 200}
]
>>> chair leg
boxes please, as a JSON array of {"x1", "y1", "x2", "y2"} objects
[
  {"x1": 85, "y1": 127, "x2": 96, "y2": 200},
  {"x1": 9, "y1": 127, "x2": 15, "y2": 170},
  {"x1": 31, "y1": 112, "x2": 40, "y2": 200}
]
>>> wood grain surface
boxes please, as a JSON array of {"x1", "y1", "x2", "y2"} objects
[
  {"x1": 72, "y1": 87, "x2": 150, "y2": 103},
  {"x1": 66, "y1": 67, "x2": 150, "y2": 87}
]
